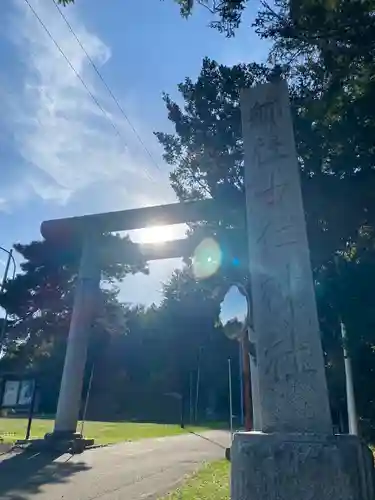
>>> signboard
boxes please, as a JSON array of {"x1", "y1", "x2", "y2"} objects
[
  {"x1": 18, "y1": 380, "x2": 35, "y2": 406},
  {"x1": 2, "y1": 380, "x2": 20, "y2": 407},
  {"x1": 1, "y1": 378, "x2": 36, "y2": 408}
]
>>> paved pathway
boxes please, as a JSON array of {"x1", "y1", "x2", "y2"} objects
[{"x1": 0, "y1": 430, "x2": 230, "y2": 500}]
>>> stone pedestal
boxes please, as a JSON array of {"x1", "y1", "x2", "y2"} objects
[
  {"x1": 16, "y1": 434, "x2": 95, "y2": 454},
  {"x1": 231, "y1": 432, "x2": 374, "y2": 500}
]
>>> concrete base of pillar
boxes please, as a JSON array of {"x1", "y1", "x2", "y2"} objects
[
  {"x1": 231, "y1": 432, "x2": 375, "y2": 500},
  {"x1": 15, "y1": 432, "x2": 94, "y2": 454},
  {"x1": 45, "y1": 430, "x2": 82, "y2": 441}
]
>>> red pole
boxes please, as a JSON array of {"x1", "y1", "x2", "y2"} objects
[{"x1": 242, "y1": 335, "x2": 253, "y2": 431}]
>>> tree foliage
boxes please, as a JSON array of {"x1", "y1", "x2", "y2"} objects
[
  {"x1": 154, "y1": 28, "x2": 375, "y2": 433},
  {"x1": 156, "y1": 57, "x2": 373, "y2": 270},
  {"x1": 0, "y1": 234, "x2": 147, "y2": 412},
  {"x1": 175, "y1": 0, "x2": 248, "y2": 36},
  {"x1": 57, "y1": 0, "x2": 248, "y2": 36},
  {"x1": 0, "y1": 237, "x2": 239, "y2": 422},
  {"x1": 0, "y1": 234, "x2": 145, "y2": 347}
]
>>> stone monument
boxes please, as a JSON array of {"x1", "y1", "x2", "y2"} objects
[{"x1": 231, "y1": 78, "x2": 374, "y2": 499}]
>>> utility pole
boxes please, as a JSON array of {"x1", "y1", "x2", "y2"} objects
[
  {"x1": 189, "y1": 371, "x2": 193, "y2": 424},
  {"x1": 242, "y1": 334, "x2": 252, "y2": 431},
  {"x1": 194, "y1": 346, "x2": 202, "y2": 423},
  {"x1": 334, "y1": 256, "x2": 358, "y2": 436},
  {"x1": 0, "y1": 249, "x2": 13, "y2": 295},
  {"x1": 0, "y1": 248, "x2": 16, "y2": 349},
  {"x1": 238, "y1": 341, "x2": 244, "y2": 427},
  {"x1": 340, "y1": 318, "x2": 358, "y2": 435},
  {"x1": 228, "y1": 358, "x2": 233, "y2": 438}
]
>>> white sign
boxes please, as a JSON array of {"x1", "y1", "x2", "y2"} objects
[
  {"x1": 2, "y1": 380, "x2": 20, "y2": 407},
  {"x1": 18, "y1": 380, "x2": 34, "y2": 406}
]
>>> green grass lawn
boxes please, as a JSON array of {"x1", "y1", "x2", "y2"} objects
[
  {"x1": 162, "y1": 460, "x2": 230, "y2": 499},
  {"x1": 0, "y1": 418, "x2": 206, "y2": 445}
]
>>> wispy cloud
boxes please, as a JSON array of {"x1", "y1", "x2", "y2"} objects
[
  {"x1": 0, "y1": 0, "x2": 186, "y2": 305},
  {"x1": 0, "y1": 199, "x2": 9, "y2": 213},
  {"x1": 4, "y1": 0, "x2": 171, "y2": 209}
]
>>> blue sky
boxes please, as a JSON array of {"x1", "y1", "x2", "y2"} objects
[{"x1": 0, "y1": 0, "x2": 269, "y2": 306}]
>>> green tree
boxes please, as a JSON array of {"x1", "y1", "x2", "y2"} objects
[
  {"x1": 88, "y1": 267, "x2": 240, "y2": 423},
  {"x1": 1, "y1": 234, "x2": 144, "y2": 345},
  {"x1": 315, "y1": 245, "x2": 375, "y2": 438},
  {"x1": 59, "y1": 0, "x2": 375, "y2": 434},
  {"x1": 57, "y1": 0, "x2": 248, "y2": 36},
  {"x1": 87, "y1": 273, "x2": 238, "y2": 423},
  {"x1": 156, "y1": 57, "x2": 369, "y2": 268},
  {"x1": 157, "y1": 268, "x2": 238, "y2": 421},
  {"x1": 155, "y1": 55, "x2": 375, "y2": 433},
  {"x1": 0, "y1": 234, "x2": 146, "y2": 412},
  {"x1": 174, "y1": 0, "x2": 248, "y2": 36}
]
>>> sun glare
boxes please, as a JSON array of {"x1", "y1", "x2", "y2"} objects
[{"x1": 136, "y1": 225, "x2": 177, "y2": 244}]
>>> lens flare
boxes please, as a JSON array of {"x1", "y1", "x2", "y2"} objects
[{"x1": 192, "y1": 238, "x2": 222, "y2": 280}]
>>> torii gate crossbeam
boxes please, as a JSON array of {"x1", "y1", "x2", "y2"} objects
[{"x1": 40, "y1": 198, "x2": 242, "y2": 241}]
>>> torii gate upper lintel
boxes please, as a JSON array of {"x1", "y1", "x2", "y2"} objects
[{"x1": 40, "y1": 198, "x2": 231, "y2": 241}]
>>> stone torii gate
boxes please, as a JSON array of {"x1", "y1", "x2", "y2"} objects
[
  {"x1": 41, "y1": 198, "x2": 240, "y2": 440},
  {"x1": 41, "y1": 79, "x2": 373, "y2": 499}
]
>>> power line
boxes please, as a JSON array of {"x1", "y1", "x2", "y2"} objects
[
  {"x1": 23, "y1": 0, "x2": 121, "y2": 143},
  {"x1": 23, "y1": 0, "x2": 158, "y2": 183},
  {"x1": 51, "y1": 0, "x2": 162, "y2": 173}
]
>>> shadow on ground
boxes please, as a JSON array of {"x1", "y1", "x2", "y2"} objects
[
  {"x1": 188, "y1": 429, "x2": 227, "y2": 450},
  {"x1": 0, "y1": 449, "x2": 90, "y2": 500}
]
